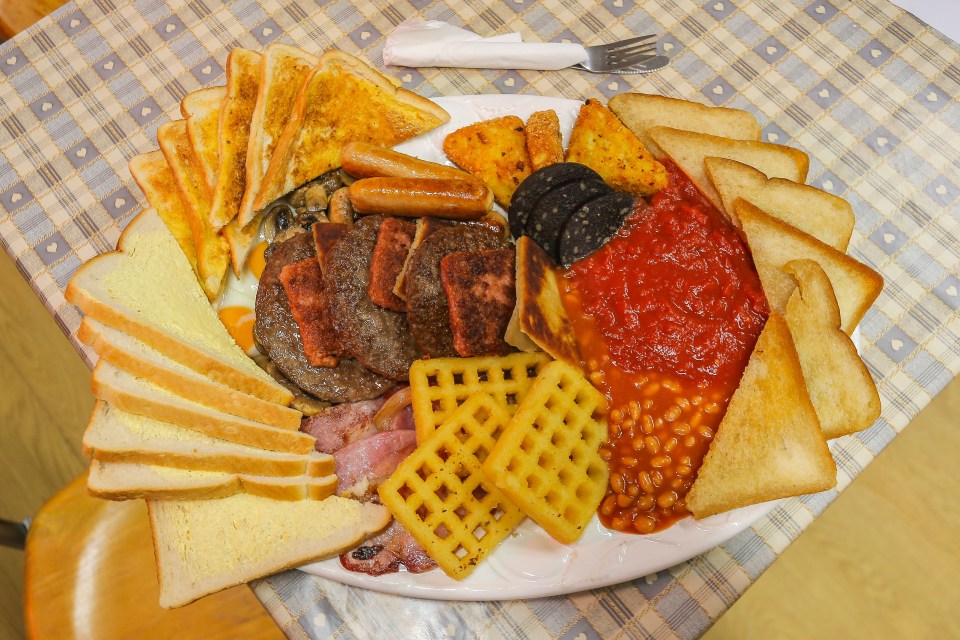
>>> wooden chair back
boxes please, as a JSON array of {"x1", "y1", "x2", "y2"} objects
[{"x1": 24, "y1": 473, "x2": 285, "y2": 639}]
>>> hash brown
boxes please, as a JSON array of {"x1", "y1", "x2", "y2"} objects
[{"x1": 443, "y1": 115, "x2": 532, "y2": 208}]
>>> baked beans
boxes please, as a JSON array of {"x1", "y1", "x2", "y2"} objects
[{"x1": 594, "y1": 368, "x2": 730, "y2": 534}]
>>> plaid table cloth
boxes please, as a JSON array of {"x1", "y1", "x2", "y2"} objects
[{"x1": 0, "y1": 0, "x2": 957, "y2": 637}]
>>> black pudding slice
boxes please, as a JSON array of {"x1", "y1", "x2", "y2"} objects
[
  {"x1": 508, "y1": 162, "x2": 603, "y2": 240},
  {"x1": 526, "y1": 179, "x2": 612, "y2": 262},
  {"x1": 559, "y1": 192, "x2": 637, "y2": 267}
]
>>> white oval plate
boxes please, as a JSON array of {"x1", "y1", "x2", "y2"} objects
[{"x1": 297, "y1": 94, "x2": 781, "y2": 600}]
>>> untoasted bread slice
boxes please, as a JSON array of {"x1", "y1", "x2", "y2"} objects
[
  {"x1": 783, "y1": 259, "x2": 881, "y2": 439},
  {"x1": 256, "y1": 50, "x2": 449, "y2": 210},
  {"x1": 685, "y1": 313, "x2": 836, "y2": 519},
  {"x1": 648, "y1": 126, "x2": 809, "y2": 215},
  {"x1": 158, "y1": 120, "x2": 230, "y2": 299},
  {"x1": 238, "y1": 44, "x2": 319, "y2": 228},
  {"x1": 78, "y1": 317, "x2": 301, "y2": 430},
  {"x1": 148, "y1": 492, "x2": 390, "y2": 608},
  {"x1": 128, "y1": 150, "x2": 198, "y2": 275},
  {"x1": 88, "y1": 459, "x2": 337, "y2": 502},
  {"x1": 65, "y1": 209, "x2": 291, "y2": 405},
  {"x1": 565, "y1": 98, "x2": 666, "y2": 196},
  {"x1": 705, "y1": 157, "x2": 853, "y2": 250},
  {"x1": 443, "y1": 115, "x2": 532, "y2": 208},
  {"x1": 91, "y1": 361, "x2": 315, "y2": 454},
  {"x1": 608, "y1": 93, "x2": 760, "y2": 158},
  {"x1": 737, "y1": 199, "x2": 883, "y2": 334},
  {"x1": 83, "y1": 401, "x2": 330, "y2": 477},
  {"x1": 525, "y1": 109, "x2": 564, "y2": 171},
  {"x1": 181, "y1": 86, "x2": 226, "y2": 198},
  {"x1": 210, "y1": 48, "x2": 262, "y2": 262},
  {"x1": 514, "y1": 236, "x2": 580, "y2": 367}
]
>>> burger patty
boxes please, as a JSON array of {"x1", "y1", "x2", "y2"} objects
[
  {"x1": 405, "y1": 225, "x2": 509, "y2": 357},
  {"x1": 325, "y1": 215, "x2": 420, "y2": 380},
  {"x1": 254, "y1": 230, "x2": 395, "y2": 403}
]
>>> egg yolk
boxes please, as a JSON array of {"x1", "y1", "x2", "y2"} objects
[
  {"x1": 248, "y1": 242, "x2": 268, "y2": 280},
  {"x1": 218, "y1": 306, "x2": 256, "y2": 354}
]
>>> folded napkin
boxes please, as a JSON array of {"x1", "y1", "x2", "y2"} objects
[{"x1": 382, "y1": 20, "x2": 588, "y2": 71}]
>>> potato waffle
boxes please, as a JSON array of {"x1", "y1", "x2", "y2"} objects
[
  {"x1": 482, "y1": 361, "x2": 609, "y2": 544},
  {"x1": 408, "y1": 352, "x2": 552, "y2": 444},
  {"x1": 377, "y1": 394, "x2": 526, "y2": 579}
]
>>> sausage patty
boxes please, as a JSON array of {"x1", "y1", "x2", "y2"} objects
[
  {"x1": 254, "y1": 230, "x2": 395, "y2": 403},
  {"x1": 325, "y1": 215, "x2": 420, "y2": 380},
  {"x1": 405, "y1": 225, "x2": 509, "y2": 357}
]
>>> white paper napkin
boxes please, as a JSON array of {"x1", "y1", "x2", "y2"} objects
[{"x1": 382, "y1": 20, "x2": 588, "y2": 71}]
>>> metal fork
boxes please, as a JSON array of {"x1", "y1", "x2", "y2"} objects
[{"x1": 573, "y1": 34, "x2": 665, "y2": 73}]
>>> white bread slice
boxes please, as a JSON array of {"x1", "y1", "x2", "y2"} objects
[
  {"x1": 237, "y1": 43, "x2": 319, "y2": 228},
  {"x1": 128, "y1": 150, "x2": 198, "y2": 275},
  {"x1": 685, "y1": 314, "x2": 837, "y2": 518},
  {"x1": 148, "y1": 492, "x2": 391, "y2": 608},
  {"x1": 783, "y1": 259, "x2": 881, "y2": 439},
  {"x1": 211, "y1": 48, "x2": 262, "y2": 263},
  {"x1": 705, "y1": 157, "x2": 854, "y2": 250},
  {"x1": 87, "y1": 459, "x2": 338, "y2": 502},
  {"x1": 91, "y1": 361, "x2": 315, "y2": 454},
  {"x1": 181, "y1": 86, "x2": 226, "y2": 198},
  {"x1": 608, "y1": 93, "x2": 761, "y2": 157},
  {"x1": 647, "y1": 126, "x2": 809, "y2": 215},
  {"x1": 65, "y1": 209, "x2": 291, "y2": 406},
  {"x1": 736, "y1": 199, "x2": 883, "y2": 334},
  {"x1": 255, "y1": 49, "x2": 450, "y2": 210},
  {"x1": 158, "y1": 120, "x2": 231, "y2": 299},
  {"x1": 83, "y1": 401, "x2": 331, "y2": 477},
  {"x1": 78, "y1": 317, "x2": 301, "y2": 430}
]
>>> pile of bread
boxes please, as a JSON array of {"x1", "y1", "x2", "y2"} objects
[{"x1": 66, "y1": 44, "x2": 450, "y2": 608}]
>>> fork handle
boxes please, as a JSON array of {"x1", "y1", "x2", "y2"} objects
[{"x1": 383, "y1": 41, "x2": 587, "y2": 70}]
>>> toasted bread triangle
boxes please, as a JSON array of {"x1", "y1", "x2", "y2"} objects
[
  {"x1": 609, "y1": 93, "x2": 760, "y2": 158},
  {"x1": 181, "y1": 86, "x2": 225, "y2": 198},
  {"x1": 783, "y1": 259, "x2": 881, "y2": 439},
  {"x1": 238, "y1": 43, "x2": 319, "y2": 228},
  {"x1": 128, "y1": 150, "x2": 198, "y2": 275},
  {"x1": 255, "y1": 50, "x2": 449, "y2": 210},
  {"x1": 648, "y1": 126, "x2": 809, "y2": 215},
  {"x1": 157, "y1": 120, "x2": 230, "y2": 299},
  {"x1": 210, "y1": 48, "x2": 261, "y2": 257},
  {"x1": 685, "y1": 313, "x2": 836, "y2": 519},
  {"x1": 736, "y1": 199, "x2": 883, "y2": 334},
  {"x1": 705, "y1": 156, "x2": 853, "y2": 250}
]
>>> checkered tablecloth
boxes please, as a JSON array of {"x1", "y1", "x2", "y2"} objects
[{"x1": 1, "y1": 0, "x2": 957, "y2": 638}]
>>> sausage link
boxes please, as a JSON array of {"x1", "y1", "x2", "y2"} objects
[
  {"x1": 342, "y1": 141, "x2": 474, "y2": 182},
  {"x1": 348, "y1": 177, "x2": 492, "y2": 219}
]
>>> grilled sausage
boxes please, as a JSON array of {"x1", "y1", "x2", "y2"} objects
[
  {"x1": 342, "y1": 141, "x2": 475, "y2": 182},
  {"x1": 348, "y1": 177, "x2": 492, "y2": 219}
]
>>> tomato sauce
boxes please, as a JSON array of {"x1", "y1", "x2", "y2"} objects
[{"x1": 563, "y1": 161, "x2": 768, "y2": 533}]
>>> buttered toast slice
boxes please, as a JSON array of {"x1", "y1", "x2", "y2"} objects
[
  {"x1": 148, "y1": 492, "x2": 391, "y2": 608},
  {"x1": 65, "y1": 209, "x2": 292, "y2": 405},
  {"x1": 128, "y1": 150, "x2": 198, "y2": 275},
  {"x1": 237, "y1": 43, "x2": 319, "y2": 228},
  {"x1": 158, "y1": 119, "x2": 231, "y2": 299},
  {"x1": 211, "y1": 48, "x2": 263, "y2": 270},
  {"x1": 608, "y1": 92, "x2": 761, "y2": 158},
  {"x1": 78, "y1": 317, "x2": 301, "y2": 430},
  {"x1": 647, "y1": 126, "x2": 809, "y2": 215},
  {"x1": 180, "y1": 86, "x2": 226, "y2": 198},
  {"x1": 87, "y1": 459, "x2": 337, "y2": 502},
  {"x1": 83, "y1": 401, "x2": 331, "y2": 477},
  {"x1": 91, "y1": 361, "x2": 315, "y2": 454},
  {"x1": 255, "y1": 50, "x2": 449, "y2": 210}
]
